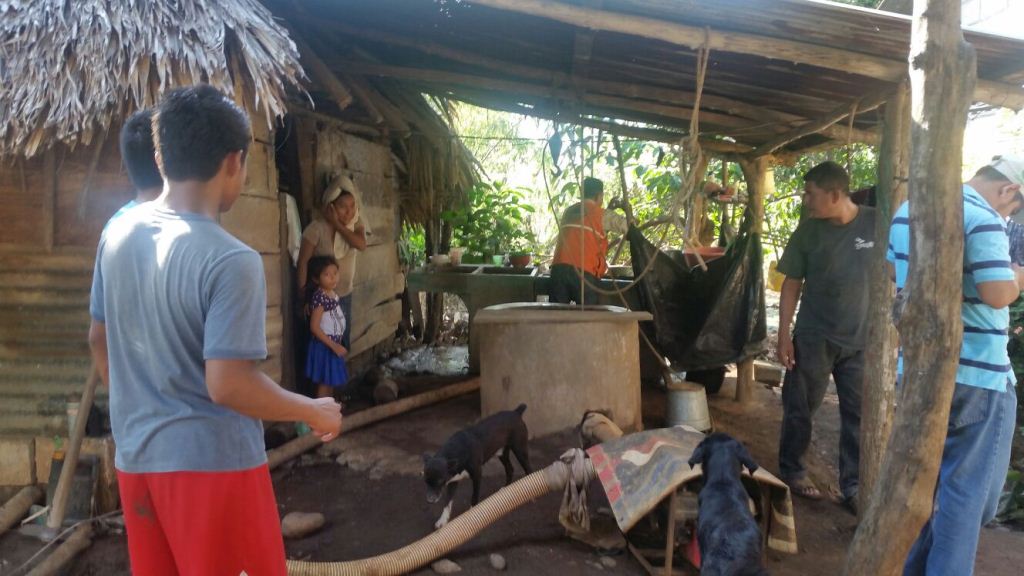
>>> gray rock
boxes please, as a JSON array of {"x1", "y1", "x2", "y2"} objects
[
  {"x1": 489, "y1": 553, "x2": 507, "y2": 571},
  {"x1": 431, "y1": 559, "x2": 462, "y2": 574},
  {"x1": 599, "y1": 556, "x2": 617, "y2": 569},
  {"x1": 281, "y1": 512, "x2": 325, "y2": 539}
]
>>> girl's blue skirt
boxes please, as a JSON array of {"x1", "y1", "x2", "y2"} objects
[{"x1": 306, "y1": 339, "x2": 349, "y2": 387}]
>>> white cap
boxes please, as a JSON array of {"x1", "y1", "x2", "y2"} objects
[{"x1": 990, "y1": 155, "x2": 1024, "y2": 188}]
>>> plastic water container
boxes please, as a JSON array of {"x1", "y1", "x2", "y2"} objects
[{"x1": 666, "y1": 377, "x2": 711, "y2": 432}]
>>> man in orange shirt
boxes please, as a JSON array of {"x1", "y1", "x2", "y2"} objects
[{"x1": 550, "y1": 177, "x2": 609, "y2": 305}]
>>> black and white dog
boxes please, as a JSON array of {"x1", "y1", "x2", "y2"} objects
[
  {"x1": 423, "y1": 404, "x2": 532, "y2": 529},
  {"x1": 687, "y1": 433, "x2": 768, "y2": 576}
]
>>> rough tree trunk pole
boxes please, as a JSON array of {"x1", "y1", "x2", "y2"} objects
[
  {"x1": 859, "y1": 81, "x2": 910, "y2": 506},
  {"x1": 735, "y1": 156, "x2": 771, "y2": 404},
  {"x1": 843, "y1": 0, "x2": 976, "y2": 573}
]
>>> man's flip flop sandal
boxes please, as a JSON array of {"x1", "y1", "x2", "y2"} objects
[{"x1": 786, "y1": 479, "x2": 824, "y2": 501}]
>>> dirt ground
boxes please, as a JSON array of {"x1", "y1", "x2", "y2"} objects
[{"x1": 2, "y1": 372, "x2": 1022, "y2": 575}]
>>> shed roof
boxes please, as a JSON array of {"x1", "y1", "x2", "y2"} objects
[
  {"x1": 0, "y1": 0, "x2": 307, "y2": 158},
  {"x1": 272, "y1": 0, "x2": 1024, "y2": 157}
]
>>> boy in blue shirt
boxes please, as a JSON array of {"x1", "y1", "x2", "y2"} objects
[
  {"x1": 889, "y1": 155, "x2": 1024, "y2": 576},
  {"x1": 90, "y1": 85, "x2": 342, "y2": 575}
]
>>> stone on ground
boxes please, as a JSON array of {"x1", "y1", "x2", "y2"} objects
[
  {"x1": 431, "y1": 558, "x2": 462, "y2": 573},
  {"x1": 281, "y1": 512, "x2": 325, "y2": 539}
]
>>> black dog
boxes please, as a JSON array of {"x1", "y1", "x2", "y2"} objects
[
  {"x1": 423, "y1": 404, "x2": 531, "y2": 529},
  {"x1": 687, "y1": 433, "x2": 768, "y2": 576}
]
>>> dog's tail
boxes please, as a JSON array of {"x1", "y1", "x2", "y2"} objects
[{"x1": 515, "y1": 403, "x2": 527, "y2": 414}]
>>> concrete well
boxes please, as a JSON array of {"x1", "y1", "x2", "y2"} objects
[{"x1": 475, "y1": 303, "x2": 652, "y2": 438}]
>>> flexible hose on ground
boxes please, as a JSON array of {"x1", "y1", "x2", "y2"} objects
[{"x1": 286, "y1": 454, "x2": 594, "y2": 576}]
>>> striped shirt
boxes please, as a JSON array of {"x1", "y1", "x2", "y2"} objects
[{"x1": 886, "y1": 184, "x2": 1015, "y2": 392}]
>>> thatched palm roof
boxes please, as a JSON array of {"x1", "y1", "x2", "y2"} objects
[{"x1": 0, "y1": 0, "x2": 305, "y2": 157}]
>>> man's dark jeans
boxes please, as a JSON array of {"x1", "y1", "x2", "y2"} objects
[
  {"x1": 778, "y1": 333, "x2": 863, "y2": 499},
  {"x1": 549, "y1": 263, "x2": 600, "y2": 305}
]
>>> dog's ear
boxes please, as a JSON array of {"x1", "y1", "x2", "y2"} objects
[
  {"x1": 735, "y1": 442, "x2": 759, "y2": 475},
  {"x1": 687, "y1": 442, "x2": 706, "y2": 470}
]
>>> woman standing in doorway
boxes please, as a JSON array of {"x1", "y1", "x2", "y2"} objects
[{"x1": 297, "y1": 173, "x2": 370, "y2": 351}]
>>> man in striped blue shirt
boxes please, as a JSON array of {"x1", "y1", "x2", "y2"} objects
[{"x1": 888, "y1": 155, "x2": 1024, "y2": 576}]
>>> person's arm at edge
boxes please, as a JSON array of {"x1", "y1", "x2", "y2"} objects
[
  {"x1": 336, "y1": 223, "x2": 367, "y2": 251},
  {"x1": 88, "y1": 319, "x2": 110, "y2": 387},
  {"x1": 206, "y1": 359, "x2": 341, "y2": 441},
  {"x1": 777, "y1": 277, "x2": 803, "y2": 369},
  {"x1": 296, "y1": 238, "x2": 316, "y2": 291}
]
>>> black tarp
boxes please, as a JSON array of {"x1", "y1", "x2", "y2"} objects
[{"x1": 627, "y1": 210, "x2": 767, "y2": 370}]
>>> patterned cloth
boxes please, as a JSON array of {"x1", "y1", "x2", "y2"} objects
[
  {"x1": 311, "y1": 288, "x2": 346, "y2": 345},
  {"x1": 1006, "y1": 219, "x2": 1024, "y2": 266},
  {"x1": 586, "y1": 427, "x2": 798, "y2": 554}
]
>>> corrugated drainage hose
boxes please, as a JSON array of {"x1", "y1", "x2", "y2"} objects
[{"x1": 286, "y1": 450, "x2": 595, "y2": 576}]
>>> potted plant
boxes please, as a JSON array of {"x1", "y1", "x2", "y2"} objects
[{"x1": 509, "y1": 238, "x2": 534, "y2": 268}]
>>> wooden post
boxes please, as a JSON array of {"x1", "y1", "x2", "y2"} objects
[
  {"x1": 843, "y1": 0, "x2": 976, "y2": 573},
  {"x1": 858, "y1": 81, "x2": 910, "y2": 506},
  {"x1": 734, "y1": 156, "x2": 772, "y2": 403}
]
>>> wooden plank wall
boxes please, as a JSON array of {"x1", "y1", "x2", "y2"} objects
[
  {"x1": 297, "y1": 117, "x2": 403, "y2": 361},
  {"x1": 0, "y1": 113, "x2": 287, "y2": 435}
]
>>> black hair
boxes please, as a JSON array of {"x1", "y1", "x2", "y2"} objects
[
  {"x1": 582, "y1": 177, "x2": 604, "y2": 200},
  {"x1": 154, "y1": 85, "x2": 251, "y2": 182},
  {"x1": 804, "y1": 161, "x2": 850, "y2": 195},
  {"x1": 119, "y1": 109, "x2": 162, "y2": 190},
  {"x1": 974, "y1": 165, "x2": 1012, "y2": 183},
  {"x1": 307, "y1": 255, "x2": 339, "y2": 287}
]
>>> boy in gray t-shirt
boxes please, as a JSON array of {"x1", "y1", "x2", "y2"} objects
[
  {"x1": 89, "y1": 86, "x2": 342, "y2": 574},
  {"x1": 775, "y1": 161, "x2": 876, "y2": 515}
]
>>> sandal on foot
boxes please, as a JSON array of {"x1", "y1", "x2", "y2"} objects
[{"x1": 786, "y1": 478, "x2": 824, "y2": 500}]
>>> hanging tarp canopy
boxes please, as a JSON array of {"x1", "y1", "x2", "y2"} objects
[{"x1": 627, "y1": 212, "x2": 767, "y2": 371}]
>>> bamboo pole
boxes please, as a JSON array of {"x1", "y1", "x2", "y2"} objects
[
  {"x1": 26, "y1": 524, "x2": 93, "y2": 576},
  {"x1": 859, "y1": 81, "x2": 909, "y2": 507},
  {"x1": 47, "y1": 368, "x2": 99, "y2": 530},
  {"x1": 0, "y1": 486, "x2": 43, "y2": 537},
  {"x1": 466, "y1": 0, "x2": 1023, "y2": 110},
  {"x1": 843, "y1": 0, "x2": 976, "y2": 572},
  {"x1": 266, "y1": 378, "x2": 481, "y2": 470}
]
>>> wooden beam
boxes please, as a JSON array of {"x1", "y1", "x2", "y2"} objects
[
  {"x1": 337, "y1": 71, "x2": 384, "y2": 125},
  {"x1": 467, "y1": 0, "x2": 1024, "y2": 110},
  {"x1": 318, "y1": 20, "x2": 879, "y2": 143},
  {"x1": 429, "y1": 86, "x2": 755, "y2": 156},
  {"x1": 843, "y1": 0, "x2": 976, "y2": 572},
  {"x1": 859, "y1": 81, "x2": 908, "y2": 508},
  {"x1": 751, "y1": 92, "x2": 888, "y2": 158},
  {"x1": 340, "y1": 72, "x2": 412, "y2": 136},
  {"x1": 294, "y1": 37, "x2": 354, "y2": 110},
  {"x1": 344, "y1": 62, "x2": 756, "y2": 131},
  {"x1": 288, "y1": 107, "x2": 382, "y2": 138}
]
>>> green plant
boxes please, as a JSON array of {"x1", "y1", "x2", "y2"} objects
[
  {"x1": 398, "y1": 224, "x2": 426, "y2": 268},
  {"x1": 442, "y1": 180, "x2": 538, "y2": 256}
]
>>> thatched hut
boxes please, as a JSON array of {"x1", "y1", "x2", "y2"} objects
[{"x1": 0, "y1": 0, "x2": 475, "y2": 482}]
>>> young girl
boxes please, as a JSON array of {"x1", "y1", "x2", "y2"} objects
[{"x1": 306, "y1": 256, "x2": 349, "y2": 398}]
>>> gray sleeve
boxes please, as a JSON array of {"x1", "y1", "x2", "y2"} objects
[
  {"x1": 203, "y1": 251, "x2": 268, "y2": 360},
  {"x1": 776, "y1": 221, "x2": 808, "y2": 279},
  {"x1": 89, "y1": 242, "x2": 105, "y2": 322}
]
